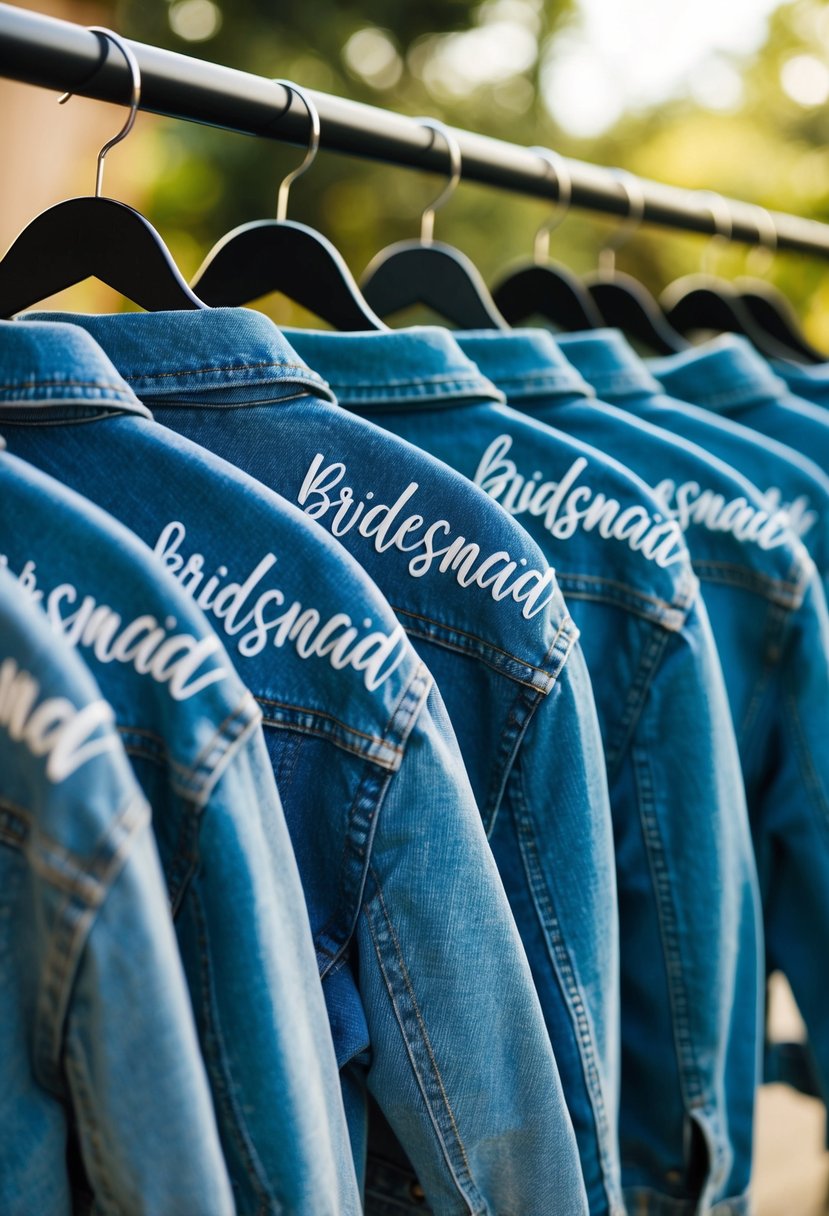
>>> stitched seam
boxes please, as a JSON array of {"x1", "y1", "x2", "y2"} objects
[
  {"x1": 254, "y1": 695, "x2": 403, "y2": 750},
  {"x1": 693, "y1": 561, "x2": 804, "y2": 609},
  {"x1": 63, "y1": 1028, "x2": 119, "y2": 1210},
  {"x1": 0, "y1": 411, "x2": 136, "y2": 427},
  {"x1": 329, "y1": 371, "x2": 492, "y2": 392},
  {"x1": 178, "y1": 693, "x2": 258, "y2": 774},
  {"x1": 556, "y1": 568, "x2": 693, "y2": 614},
  {"x1": 632, "y1": 745, "x2": 705, "y2": 1108},
  {"x1": 512, "y1": 764, "x2": 618, "y2": 1208},
  {"x1": 34, "y1": 794, "x2": 151, "y2": 1083},
  {"x1": 313, "y1": 665, "x2": 433, "y2": 968},
  {"x1": 735, "y1": 603, "x2": 786, "y2": 747},
  {"x1": 259, "y1": 716, "x2": 400, "y2": 771},
  {"x1": 400, "y1": 622, "x2": 557, "y2": 691},
  {"x1": 0, "y1": 378, "x2": 130, "y2": 393},
  {"x1": 389, "y1": 602, "x2": 568, "y2": 677},
  {"x1": 25, "y1": 792, "x2": 147, "y2": 902},
  {"x1": 364, "y1": 871, "x2": 486, "y2": 1215},
  {"x1": 190, "y1": 884, "x2": 279, "y2": 1214},
  {"x1": 313, "y1": 759, "x2": 389, "y2": 971},
  {"x1": 0, "y1": 798, "x2": 29, "y2": 843},
  {"x1": 604, "y1": 625, "x2": 669, "y2": 780},
  {"x1": 122, "y1": 359, "x2": 324, "y2": 382},
  {"x1": 784, "y1": 686, "x2": 829, "y2": 838},
  {"x1": 481, "y1": 620, "x2": 578, "y2": 832}
]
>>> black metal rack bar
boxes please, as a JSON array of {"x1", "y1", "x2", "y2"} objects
[{"x1": 2, "y1": 2, "x2": 829, "y2": 257}]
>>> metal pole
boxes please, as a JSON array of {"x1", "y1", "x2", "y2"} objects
[{"x1": 2, "y1": 3, "x2": 829, "y2": 256}]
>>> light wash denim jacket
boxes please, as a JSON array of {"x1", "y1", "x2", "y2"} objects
[
  {"x1": 283, "y1": 323, "x2": 756, "y2": 1216},
  {"x1": 0, "y1": 385, "x2": 360, "y2": 1214},
  {"x1": 5, "y1": 317, "x2": 589, "y2": 1216},
  {"x1": 0, "y1": 562, "x2": 236, "y2": 1216},
  {"x1": 52, "y1": 307, "x2": 623, "y2": 1216}
]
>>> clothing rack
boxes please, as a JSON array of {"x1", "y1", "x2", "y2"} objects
[{"x1": 2, "y1": 2, "x2": 829, "y2": 259}]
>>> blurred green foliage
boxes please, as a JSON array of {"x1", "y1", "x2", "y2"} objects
[{"x1": 110, "y1": 0, "x2": 829, "y2": 342}]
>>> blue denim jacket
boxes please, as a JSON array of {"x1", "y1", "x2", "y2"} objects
[
  {"x1": 279, "y1": 325, "x2": 756, "y2": 1216},
  {"x1": 772, "y1": 358, "x2": 829, "y2": 409},
  {"x1": 646, "y1": 335, "x2": 829, "y2": 590},
  {"x1": 52, "y1": 307, "x2": 622, "y2": 1216},
  {"x1": 652, "y1": 336, "x2": 829, "y2": 472},
  {"x1": 617, "y1": 334, "x2": 829, "y2": 1115},
  {"x1": 7, "y1": 317, "x2": 589, "y2": 1216},
  {"x1": 0, "y1": 413, "x2": 361, "y2": 1210},
  {"x1": 0, "y1": 562, "x2": 236, "y2": 1216}
]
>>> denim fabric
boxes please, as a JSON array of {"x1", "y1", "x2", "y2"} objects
[
  {"x1": 53, "y1": 308, "x2": 623, "y2": 1216},
  {"x1": 772, "y1": 358, "x2": 829, "y2": 409},
  {"x1": 0, "y1": 396, "x2": 361, "y2": 1213},
  {"x1": 608, "y1": 332, "x2": 829, "y2": 1118},
  {"x1": 7, "y1": 317, "x2": 589, "y2": 1216},
  {"x1": 278, "y1": 325, "x2": 756, "y2": 1216},
  {"x1": 0, "y1": 563, "x2": 235, "y2": 1216},
  {"x1": 645, "y1": 335, "x2": 829, "y2": 592},
  {"x1": 651, "y1": 336, "x2": 829, "y2": 472}
]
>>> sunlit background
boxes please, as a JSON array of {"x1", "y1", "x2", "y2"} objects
[
  {"x1": 2, "y1": 1, "x2": 829, "y2": 1210},
  {"x1": 3, "y1": 0, "x2": 829, "y2": 341}
]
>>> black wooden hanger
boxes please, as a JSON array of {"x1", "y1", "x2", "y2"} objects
[
  {"x1": 361, "y1": 118, "x2": 509, "y2": 329},
  {"x1": 0, "y1": 26, "x2": 206, "y2": 318},
  {"x1": 583, "y1": 169, "x2": 689, "y2": 355},
  {"x1": 192, "y1": 79, "x2": 384, "y2": 330},
  {"x1": 492, "y1": 147, "x2": 604, "y2": 331},
  {"x1": 660, "y1": 192, "x2": 796, "y2": 361},
  {"x1": 733, "y1": 204, "x2": 825, "y2": 363}
]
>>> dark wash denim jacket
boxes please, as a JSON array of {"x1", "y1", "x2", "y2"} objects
[
  {"x1": 58, "y1": 308, "x2": 622, "y2": 1216},
  {"x1": 0, "y1": 563, "x2": 236, "y2": 1216},
  {"x1": 6, "y1": 319, "x2": 588, "y2": 1216},
  {"x1": 287, "y1": 324, "x2": 756, "y2": 1216},
  {"x1": 0, "y1": 441, "x2": 361, "y2": 1216}
]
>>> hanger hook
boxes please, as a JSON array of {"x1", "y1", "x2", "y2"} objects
[
  {"x1": 530, "y1": 147, "x2": 572, "y2": 265},
  {"x1": 272, "y1": 79, "x2": 321, "y2": 222},
  {"x1": 58, "y1": 27, "x2": 141, "y2": 199},
  {"x1": 598, "y1": 169, "x2": 645, "y2": 276},
  {"x1": 697, "y1": 189, "x2": 732, "y2": 276},
  {"x1": 416, "y1": 118, "x2": 462, "y2": 245},
  {"x1": 746, "y1": 202, "x2": 777, "y2": 277}
]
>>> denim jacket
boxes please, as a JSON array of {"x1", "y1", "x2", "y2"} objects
[
  {"x1": 6, "y1": 318, "x2": 589, "y2": 1216},
  {"x1": 772, "y1": 358, "x2": 829, "y2": 409},
  {"x1": 49, "y1": 307, "x2": 623, "y2": 1216},
  {"x1": 283, "y1": 323, "x2": 758, "y2": 1216},
  {"x1": 652, "y1": 335, "x2": 829, "y2": 472},
  {"x1": 0, "y1": 563, "x2": 236, "y2": 1216},
  {"x1": 646, "y1": 335, "x2": 829, "y2": 591},
  {"x1": 0, "y1": 432, "x2": 361, "y2": 1211},
  {"x1": 620, "y1": 333, "x2": 829, "y2": 1116}
]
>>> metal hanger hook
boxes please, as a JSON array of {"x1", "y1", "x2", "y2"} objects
[
  {"x1": 58, "y1": 27, "x2": 141, "y2": 198},
  {"x1": 746, "y1": 203, "x2": 777, "y2": 277},
  {"x1": 697, "y1": 190, "x2": 733, "y2": 276},
  {"x1": 416, "y1": 118, "x2": 461, "y2": 245},
  {"x1": 598, "y1": 169, "x2": 645, "y2": 276},
  {"x1": 272, "y1": 79, "x2": 321, "y2": 222},
  {"x1": 530, "y1": 147, "x2": 572, "y2": 264}
]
